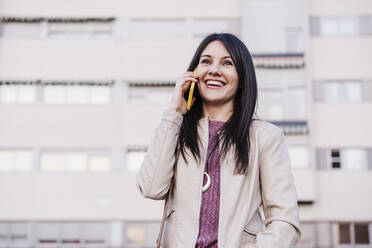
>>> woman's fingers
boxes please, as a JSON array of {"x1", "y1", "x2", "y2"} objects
[
  {"x1": 191, "y1": 97, "x2": 196, "y2": 107},
  {"x1": 184, "y1": 70, "x2": 199, "y2": 76},
  {"x1": 168, "y1": 71, "x2": 199, "y2": 115},
  {"x1": 183, "y1": 77, "x2": 198, "y2": 85},
  {"x1": 176, "y1": 76, "x2": 198, "y2": 93}
]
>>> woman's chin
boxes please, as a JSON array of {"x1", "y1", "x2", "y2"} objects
[{"x1": 201, "y1": 97, "x2": 231, "y2": 106}]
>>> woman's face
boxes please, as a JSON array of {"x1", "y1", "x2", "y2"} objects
[{"x1": 196, "y1": 40, "x2": 239, "y2": 107}]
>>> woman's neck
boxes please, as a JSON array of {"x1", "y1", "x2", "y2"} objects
[{"x1": 202, "y1": 102, "x2": 233, "y2": 122}]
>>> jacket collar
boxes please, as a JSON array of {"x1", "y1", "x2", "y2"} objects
[{"x1": 197, "y1": 115, "x2": 210, "y2": 155}]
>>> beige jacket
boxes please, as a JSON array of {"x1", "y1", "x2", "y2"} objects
[{"x1": 137, "y1": 110, "x2": 301, "y2": 247}]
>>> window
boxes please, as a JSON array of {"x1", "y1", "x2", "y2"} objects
[
  {"x1": 37, "y1": 223, "x2": 58, "y2": 244},
  {"x1": 40, "y1": 151, "x2": 110, "y2": 172},
  {"x1": 334, "y1": 222, "x2": 370, "y2": 245},
  {"x1": 0, "y1": 22, "x2": 42, "y2": 38},
  {"x1": 43, "y1": 85, "x2": 111, "y2": 104},
  {"x1": 91, "y1": 86, "x2": 110, "y2": 103},
  {"x1": 10, "y1": 223, "x2": 28, "y2": 244},
  {"x1": 355, "y1": 223, "x2": 370, "y2": 244},
  {"x1": 314, "y1": 80, "x2": 366, "y2": 102},
  {"x1": 309, "y1": 17, "x2": 321, "y2": 36},
  {"x1": 0, "y1": 85, "x2": 36, "y2": 103},
  {"x1": 66, "y1": 85, "x2": 90, "y2": 103},
  {"x1": 0, "y1": 223, "x2": 7, "y2": 244},
  {"x1": 323, "y1": 81, "x2": 362, "y2": 102},
  {"x1": 60, "y1": 223, "x2": 81, "y2": 244},
  {"x1": 192, "y1": 18, "x2": 241, "y2": 38},
  {"x1": 322, "y1": 17, "x2": 339, "y2": 36},
  {"x1": 359, "y1": 15, "x2": 372, "y2": 35},
  {"x1": 258, "y1": 88, "x2": 284, "y2": 120},
  {"x1": 126, "y1": 149, "x2": 146, "y2": 172},
  {"x1": 130, "y1": 19, "x2": 187, "y2": 40},
  {"x1": 330, "y1": 149, "x2": 341, "y2": 169},
  {"x1": 342, "y1": 149, "x2": 368, "y2": 170},
  {"x1": 88, "y1": 155, "x2": 111, "y2": 172},
  {"x1": 129, "y1": 85, "x2": 173, "y2": 104},
  {"x1": 258, "y1": 85, "x2": 306, "y2": 121},
  {"x1": 321, "y1": 16, "x2": 359, "y2": 36},
  {"x1": 286, "y1": 87, "x2": 306, "y2": 120},
  {"x1": 288, "y1": 146, "x2": 309, "y2": 168},
  {"x1": 339, "y1": 16, "x2": 359, "y2": 36},
  {"x1": 0, "y1": 150, "x2": 33, "y2": 172},
  {"x1": 0, "y1": 222, "x2": 29, "y2": 246},
  {"x1": 44, "y1": 85, "x2": 65, "y2": 103},
  {"x1": 48, "y1": 22, "x2": 113, "y2": 39},
  {"x1": 123, "y1": 222, "x2": 159, "y2": 247},
  {"x1": 125, "y1": 225, "x2": 145, "y2": 245},
  {"x1": 83, "y1": 222, "x2": 108, "y2": 244},
  {"x1": 316, "y1": 149, "x2": 328, "y2": 170},
  {"x1": 285, "y1": 27, "x2": 303, "y2": 52},
  {"x1": 327, "y1": 148, "x2": 369, "y2": 170},
  {"x1": 339, "y1": 223, "x2": 351, "y2": 244},
  {"x1": 323, "y1": 82, "x2": 340, "y2": 101},
  {"x1": 344, "y1": 81, "x2": 362, "y2": 101},
  {"x1": 36, "y1": 222, "x2": 108, "y2": 245}
]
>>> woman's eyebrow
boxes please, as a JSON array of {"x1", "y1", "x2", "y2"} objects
[{"x1": 200, "y1": 54, "x2": 232, "y2": 59}]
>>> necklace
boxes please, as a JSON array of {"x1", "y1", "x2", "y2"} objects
[{"x1": 202, "y1": 132, "x2": 221, "y2": 193}]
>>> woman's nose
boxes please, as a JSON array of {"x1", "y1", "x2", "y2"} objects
[{"x1": 208, "y1": 63, "x2": 222, "y2": 76}]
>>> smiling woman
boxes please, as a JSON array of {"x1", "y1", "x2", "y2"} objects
[
  {"x1": 197, "y1": 41, "x2": 239, "y2": 113},
  {"x1": 137, "y1": 33, "x2": 301, "y2": 248}
]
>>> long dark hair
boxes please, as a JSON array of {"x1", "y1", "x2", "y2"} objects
[{"x1": 176, "y1": 33, "x2": 258, "y2": 175}]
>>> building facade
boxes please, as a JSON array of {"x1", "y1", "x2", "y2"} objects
[{"x1": 0, "y1": 0, "x2": 371, "y2": 247}]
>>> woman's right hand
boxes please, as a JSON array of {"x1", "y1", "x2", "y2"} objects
[{"x1": 168, "y1": 71, "x2": 199, "y2": 115}]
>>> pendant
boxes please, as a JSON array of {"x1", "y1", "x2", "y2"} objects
[{"x1": 202, "y1": 172, "x2": 211, "y2": 192}]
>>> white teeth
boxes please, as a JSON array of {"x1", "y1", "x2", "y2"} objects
[{"x1": 206, "y1": 80, "x2": 224, "y2": 87}]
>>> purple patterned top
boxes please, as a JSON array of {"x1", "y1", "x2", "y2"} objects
[{"x1": 195, "y1": 120, "x2": 225, "y2": 248}]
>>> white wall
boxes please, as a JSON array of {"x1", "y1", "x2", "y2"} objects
[
  {"x1": 293, "y1": 169, "x2": 316, "y2": 202},
  {"x1": 0, "y1": 172, "x2": 164, "y2": 220},
  {"x1": 1, "y1": 170, "x2": 371, "y2": 221},
  {"x1": 299, "y1": 171, "x2": 372, "y2": 221},
  {"x1": 0, "y1": 104, "x2": 167, "y2": 147},
  {"x1": 310, "y1": 0, "x2": 372, "y2": 15},
  {"x1": 0, "y1": 40, "x2": 199, "y2": 80},
  {"x1": 313, "y1": 103, "x2": 372, "y2": 147},
  {"x1": 311, "y1": 37, "x2": 372, "y2": 80},
  {"x1": 0, "y1": 0, "x2": 241, "y2": 18}
]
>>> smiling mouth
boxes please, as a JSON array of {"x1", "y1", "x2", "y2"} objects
[{"x1": 205, "y1": 80, "x2": 226, "y2": 88}]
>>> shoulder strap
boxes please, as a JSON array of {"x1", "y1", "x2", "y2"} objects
[{"x1": 156, "y1": 182, "x2": 174, "y2": 248}]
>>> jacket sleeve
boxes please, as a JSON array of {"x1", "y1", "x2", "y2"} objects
[
  {"x1": 256, "y1": 128, "x2": 302, "y2": 247},
  {"x1": 136, "y1": 109, "x2": 183, "y2": 200}
]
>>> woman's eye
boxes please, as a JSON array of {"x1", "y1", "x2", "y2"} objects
[
  {"x1": 223, "y1": 60, "x2": 233, "y2": 66},
  {"x1": 200, "y1": 59, "x2": 211, "y2": 64}
]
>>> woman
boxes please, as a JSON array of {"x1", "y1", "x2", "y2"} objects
[{"x1": 137, "y1": 33, "x2": 301, "y2": 247}]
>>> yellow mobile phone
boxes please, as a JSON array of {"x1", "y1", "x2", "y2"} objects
[{"x1": 186, "y1": 69, "x2": 197, "y2": 110}]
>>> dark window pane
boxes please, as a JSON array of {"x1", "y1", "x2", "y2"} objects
[
  {"x1": 39, "y1": 239, "x2": 58, "y2": 243},
  {"x1": 332, "y1": 162, "x2": 341, "y2": 168},
  {"x1": 62, "y1": 239, "x2": 80, "y2": 243},
  {"x1": 355, "y1": 223, "x2": 369, "y2": 244},
  {"x1": 339, "y1": 223, "x2": 351, "y2": 244},
  {"x1": 331, "y1": 150, "x2": 340, "y2": 157},
  {"x1": 331, "y1": 149, "x2": 341, "y2": 168}
]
